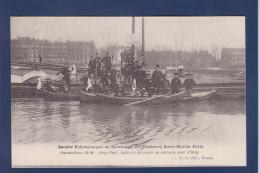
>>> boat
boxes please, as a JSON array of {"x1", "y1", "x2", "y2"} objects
[
  {"x1": 42, "y1": 89, "x2": 79, "y2": 101},
  {"x1": 182, "y1": 90, "x2": 216, "y2": 102},
  {"x1": 95, "y1": 93, "x2": 147, "y2": 105},
  {"x1": 215, "y1": 93, "x2": 245, "y2": 100},
  {"x1": 80, "y1": 91, "x2": 185, "y2": 106},
  {"x1": 80, "y1": 91, "x2": 100, "y2": 103}
]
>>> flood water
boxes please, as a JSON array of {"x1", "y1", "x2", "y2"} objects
[{"x1": 11, "y1": 98, "x2": 246, "y2": 145}]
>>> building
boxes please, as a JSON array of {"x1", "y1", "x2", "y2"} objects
[
  {"x1": 11, "y1": 37, "x2": 96, "y2": 66},
  {"x1": 220, "y1": 48, "x2": 246, "y2": 68},
  {"x1": 136, "y1": 50, "x2": 216, "y2": 69}
]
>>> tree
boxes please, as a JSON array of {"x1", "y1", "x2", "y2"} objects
[{"x1": 211, "y1": 45, "x2": 219, "y2": 60}]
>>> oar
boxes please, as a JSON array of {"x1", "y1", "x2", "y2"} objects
[{"x1": 124, "y1": 95, "x2": 166, "y2": 106}]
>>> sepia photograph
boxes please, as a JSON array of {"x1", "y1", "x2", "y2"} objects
[{"x1": 10, "y1": 16, "x2": 246, "y2": 167}]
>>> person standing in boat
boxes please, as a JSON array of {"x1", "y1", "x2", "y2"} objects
[
  {"x1": 88, "y1": 56, "x2": 96, "y2": 77},
  {"x1": 171, "y1": 72, "x2": 182, "y2": 94},
  {"x1": 99, "y1": 66, "x2": 110, "y2": 95},
  {"x1": 122, "y1": 63, "x2": 133, "y2": 87},
  {"x1": 162, "y1": 74, "x2": 170, "y2": 94},
  {"x1": 100, "y1": 67, "x2": 109, "y2": 86},
  {"x1": 184, "y1": 73, "x2": 196, "y2": 97},
  {"x1": 133, "y1": 61, "x2": 141, "y2": 87},
  {"x1": 81, "y1": 71, "x2": 89, "y2": 91},
  {"x1": 137, "y1": 65, "x2": 147, "y2": 90},
  {"x1": 95, "y1": 53, "x2": 102, "y2": 77},
  {"x1": 152, "y1": 64, "x2": 163, "y2": 95},
  {"x1": 59, "y1": 63, "x2": 71, "y2": 86},
  {"x1": 102, "y1": 52, "x2": 112, "y2": 71},
  {"x1": 107, "y1": 68, "x2": 118, "y2": 91}
]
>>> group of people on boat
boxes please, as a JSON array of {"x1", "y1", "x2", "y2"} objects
[
  {"x1": 43, "y1": 78, "x2": 71, "y2": 94},
  {"x1": 42, "y1": 52, "x2": 196, "y2": 97}
]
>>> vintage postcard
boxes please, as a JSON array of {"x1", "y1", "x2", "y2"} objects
[{"x1": 11, "y1": 16, "x2": 246, "y2": 167}]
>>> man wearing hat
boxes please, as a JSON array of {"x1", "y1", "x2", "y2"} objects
[
  {"x1": 88, "y1": 56, "x2": 96, "y2": 77},
  {"x1": 184, "y1": 73, "x2": 196, "y2": 96},
  {"x1": 152, "y1": 64, "x2": 163, "y2": 95},
  {"x1": 102, "y1": 52, "x2": 112, "y2": 71},
  {"x1": 171, "y1": 72, "x2": 182, "y2": 94},
  {"x1": 58, "y1": 63, "x2": 71, "y2": 86}
]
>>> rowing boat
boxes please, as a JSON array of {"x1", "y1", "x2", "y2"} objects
[
  {"x1": 182, "y1": 90, "x2": 216, "y2": 102},
  {"x1": 80, "y1": 91, "x2": 100, "y2": 103},
  {"x1": 80, "y1": 90, "x2": 186, "y2": 105},
  {"x1": 42, "y1": 89, "x2": 79, "y2": 101},
  {"x1": 95, "y1": 94, "x2": 146, "y2": 105}
]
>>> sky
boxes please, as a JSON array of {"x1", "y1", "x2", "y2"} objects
[{"x1": 11, "y1": 17, "x2": 245, "y2": 57}]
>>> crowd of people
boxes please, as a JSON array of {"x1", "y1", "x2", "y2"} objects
[{"x1": 43, "y1": 52, "x2": 196, "y2": 97}]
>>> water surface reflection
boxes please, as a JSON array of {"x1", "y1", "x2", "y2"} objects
[{"x1": 12, "y1": 98, "x2": 246, "y2": 145}]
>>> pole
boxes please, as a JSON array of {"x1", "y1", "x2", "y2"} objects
[
  {"x1": 75, "y1": 70, "x2": 78, "y2": 84},
  {"x1": 142, "y1": 17, "x2": 145, "y2": 61},
  {"x1": 132, "y1": 17, "x2": 135, "y2": 60}
]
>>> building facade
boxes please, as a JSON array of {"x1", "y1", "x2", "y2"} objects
[
  {"x1": 11, "y1": 37, "x2": 96, "y2": 66},
  {"x1": 136, "y1": 50, "x2": 216, "y2": 69},
  {"x1": 220, "y1": 48, "x2": 246, "y2": 68}
]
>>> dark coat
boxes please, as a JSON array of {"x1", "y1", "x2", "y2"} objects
[
  {"x1": 88, "y1": 59, "x2": 96, "y2": 73},
  {"x1": 152, "y1": 70, "x2": 163, "y2": 87},
  {"x1": 122, "y1": 64, "x2": 134, "y2": 78},
  {"x1": 162, "y1": 78, "x2": 170, "y2": 89},
  {"x1": 60, "y1": 67, "x2": 71, "y2": 85},
  {"x1": 171, "y1": 77, "x2": 181, "y2": 89},
  {"x1": 81, "y1": 75, "x2": 88, "y2": 86},
  {"x1": 102, "y1": 56, "x2": 112, "y2": 70},
  {"x1": 95, "y1": 57, "x2": 102, "y2": 76},
  {"x1": 100, "y1": 70, "x2": 109, "y2": 86},
  {"x1": 184, "y1": 78, "x2": 196, "y2": 89}
]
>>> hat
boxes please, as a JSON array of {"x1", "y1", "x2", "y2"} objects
[
  {"x1": 156, "y1": 64, "x2": 160, "y2": 68},
  {"x1": 186, "y1": 73, "x2": 192, "y2": 76},
  {"x1": 174, "y1": 72, "x2": 179, "y2": 75}
]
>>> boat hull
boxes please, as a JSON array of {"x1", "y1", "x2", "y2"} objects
[
  {"x1": 80, "y1": 91, "x2": 100, "y2": 103},
  {"x1": 43, "y1": 89, "x2": 79, "y2": 101},
  {"x1": 80, "y1": 90, "x2": 185, "y2": 105},
  {"x1": 183, "y1": 90, "x2": 216, "y2": 102},
  {"x1": 95, "y1": 94, "x2": 146, "y2": 105}
]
